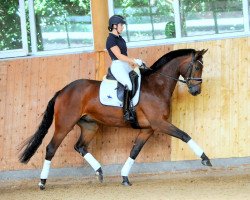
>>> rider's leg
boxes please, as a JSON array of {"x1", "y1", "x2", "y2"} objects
[
  {"x1": 110, "y1": 60, "x2": 132, "y2": 90},
  {"x1": 111, "y1": 60, "x2": 134, "y2": 121},
  {"x1": 123, "y1": 86, "x2": 134, "y2": 121}
]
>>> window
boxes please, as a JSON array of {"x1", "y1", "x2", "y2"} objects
[
  {"x1": 32, "y1": 0, "x2": 93, "y2": 52},
  {"x1": 180, "y1": 0, "x2": 244, "y2": 37},
  {"x1": 0, "y1": 0, "x2": 93, "y2": 59},
  {"x1": 0, "y1": 0, "x2": 28, "y2": 58},
  {"x1": 113, "y1": 0, "x2": 175, "y2": 42},
  {"x1": 248, "y1": 0, "x2": 250, "y2": 27},
  {"x1": 110, "y1": 0, "x2": 250, "y2": 46},
  {"x1": 0, "y1": 0, "x2": 22, "y2": 51},
  {"x1": 1, "y1": 1, "x2": 250, "y2": 59}
]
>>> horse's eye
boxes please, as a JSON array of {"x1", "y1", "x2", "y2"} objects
[{"x1": 195, "y1": 65, "x2": 200, "y2": 71}]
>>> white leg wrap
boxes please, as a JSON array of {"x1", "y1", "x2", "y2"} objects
[
  {"x1": 84, "y1": 153, "x2": 101, "y2": 171},
  {"x1": 187, "y1": 139, "x2": 204, "y2": 157},
  {"x1": 121, "y1": 157, "x2": 135, "y2": 177},
  {"x1": 40, "y1": 160, "x2": 51, "y2": 179}
]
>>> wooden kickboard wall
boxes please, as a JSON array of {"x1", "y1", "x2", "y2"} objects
[{"x1": 0, "y1": 37, "x2": 249, "y2": 171}]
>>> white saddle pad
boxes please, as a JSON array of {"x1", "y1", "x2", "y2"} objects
[{"x1": 99, "y1": 67, "x2": 141, "y2": 107}]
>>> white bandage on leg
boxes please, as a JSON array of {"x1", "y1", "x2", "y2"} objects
[
  {"x1": 40, "y1": 160, "x2": 51, "y2": 179},
  {"x1": 84, "y1": 153, "x2": 101, "y2": 171},
  {"x1": 121, "y1": 157, "x2": 135, "y2": 177},
  {"x1": 187, "y1": 139, "x2": 204, "y2": 157}
]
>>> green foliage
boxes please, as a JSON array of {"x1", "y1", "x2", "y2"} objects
[
  {"x1": 165, "y1": 21, "x2": 175, "y2": 38},
  {"x1": 33, "y1": 0, "x2": 91, "y2": 50},
  {"x1": 114, "y1": 0, "x2": 149, "y2": 7},
  {"x1": 114, "y1": 0, "x2": 243, "y2": 39},
  {"x1": 34, "y1": 0, "x2": 90, "y2": 17},
  {"x1": 180, "y1": 0, "x2": 242, "y2": 13},
  {"x1": 0, "y1": 0, "x2": 22, "y2": 51},
  {"x1": 180, "y1": 0, "x2": 243, "y2": 35},
  {"x1": 0, "y1": 0, "x2": 91, "y2": 51},
  {"x1": 114, "y1": 0, "x2": 173, "y2": 17}
]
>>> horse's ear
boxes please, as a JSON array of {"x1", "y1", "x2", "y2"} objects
[
  {"x1": 195, "y1": 49, "x2": 208, "y2": 59},
  {"x1": 200, "y1": 49, "x2": 208, "y2": 55}
]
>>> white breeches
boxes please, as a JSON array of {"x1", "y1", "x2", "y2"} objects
[{"x1": 110, "y1": 60, "x2": 133, "y2": 90}]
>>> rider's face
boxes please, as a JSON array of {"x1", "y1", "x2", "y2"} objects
[{"x1": 115, "y1": 23, "x2": 125, "y2": 34}]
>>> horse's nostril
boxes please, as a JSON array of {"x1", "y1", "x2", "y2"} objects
[
  {"x1": 192, "y1": 90, "x2": 200, "y2": 96},
  {"x1": 196, "y1": 90, "x2": 201, "y2": 95}
]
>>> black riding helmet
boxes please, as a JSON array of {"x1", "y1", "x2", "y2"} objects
[{"x1": 108, "y1": 15, "x2": 126, "y2": 31}]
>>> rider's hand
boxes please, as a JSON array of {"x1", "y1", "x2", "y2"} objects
[{"x1": 134, "y1": 58, "x2": 143, "y2": 67}]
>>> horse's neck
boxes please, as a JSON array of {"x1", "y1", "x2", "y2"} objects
[
  {"x1": 144, "y1": 60, "x2": 180, "y2": 100},
  {"x1": 158, "y1": 60, "x2": 180, "y2": 95}
]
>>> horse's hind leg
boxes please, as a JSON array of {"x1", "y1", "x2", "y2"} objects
[
  {"x1": 74, "y1": 118, "x2": 103, "y2": 182},
  {"x1": 121, "y1": 129, "x2": 153, "y2": 186},
  {"x1": 39, "y1": 124, "x2": 74, "y2": 190}
]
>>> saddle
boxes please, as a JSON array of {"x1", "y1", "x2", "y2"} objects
[
  {"x1": 100, "y1": 67, "x2": 141, "y2": 107},
  {"x1": 106, "y1": 68, "x2": 139, "y2": 101},
  {"x1": 99, "y1": 67, "x2": 141, "y2": 128}
]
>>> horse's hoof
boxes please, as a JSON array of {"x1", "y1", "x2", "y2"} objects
[
  {"x1": 96, "y1": 168, "x2": 103, "y2": 183},
  {"x1": 122, "y1": 181, "x2": 132, "y2": 186},
  {"x1": 202, "y1": 159, "x2": 212, "y2": 167},
  {"x1": 122, "y1": 176, "x2": 132, "y2": 186},
  {"x1": 96, "y1": 172, "x2": 103, "y2": 183},
  {"x1": 38, "y1": 182, "x2": 45, "y2": 190}
]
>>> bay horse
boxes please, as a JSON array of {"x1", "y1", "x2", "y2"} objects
[{"x1": 19, "y1": 48, "x2": 211, "y2": 190}]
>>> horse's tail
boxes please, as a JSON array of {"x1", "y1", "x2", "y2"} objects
[{"x1": 19, "y1": 91, "x2": 60, "y2": 164}]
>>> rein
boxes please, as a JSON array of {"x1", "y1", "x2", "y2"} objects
[{"x1": 156, "y1": 72, "x2": 187, "y2": 83}]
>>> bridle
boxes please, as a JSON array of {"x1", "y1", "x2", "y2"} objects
[
  {"x1": 184, "y1": 56, "x2": 203, "y2": 87},
  {"x1": 146, "y1": 53, "x2": 203, "y2": 86}
]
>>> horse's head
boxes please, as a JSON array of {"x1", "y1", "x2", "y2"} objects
[
  {"x1": 181, "y1": 49, "x2": 208, "y2": 96},
  {"x1": 142, "y1": 48, "x2": 208, "y2": 96}
]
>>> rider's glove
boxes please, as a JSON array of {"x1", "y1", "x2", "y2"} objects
[{"x1": 134, "y1": 58, "x2": 143, "y2": 67}]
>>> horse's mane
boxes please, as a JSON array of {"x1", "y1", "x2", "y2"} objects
[{"x1": 143, "y1": 49, "x2": 196, "y2": 76}]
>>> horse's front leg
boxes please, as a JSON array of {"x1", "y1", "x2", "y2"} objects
[
  {"x1": 121, "y1": 129, "x2": 153, "y2": 186},
  {"x1": 154, "y1": 121, "x2": 212, "y2": 167}
]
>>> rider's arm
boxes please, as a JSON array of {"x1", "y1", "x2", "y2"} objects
[{"x1": 110, "y1": 45, "x2": 136, "y2": 67}]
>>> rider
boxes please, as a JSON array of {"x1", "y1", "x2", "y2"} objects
[{"x1": 106, "y1": 14, "x2": 144, "y2": 122}]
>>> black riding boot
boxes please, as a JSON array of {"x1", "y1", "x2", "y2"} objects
[{"x1": 123, "y1": 88, "x2": 135, "y2": 122}]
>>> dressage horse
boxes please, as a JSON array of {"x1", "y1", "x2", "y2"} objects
[{"x1": 19, "y1": 48, "x2": 211, "y2": 189}]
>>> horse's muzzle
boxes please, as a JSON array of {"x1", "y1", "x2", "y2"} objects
[{"x1": 188, "y1": 85, "x2": 201, "y2": 96}]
